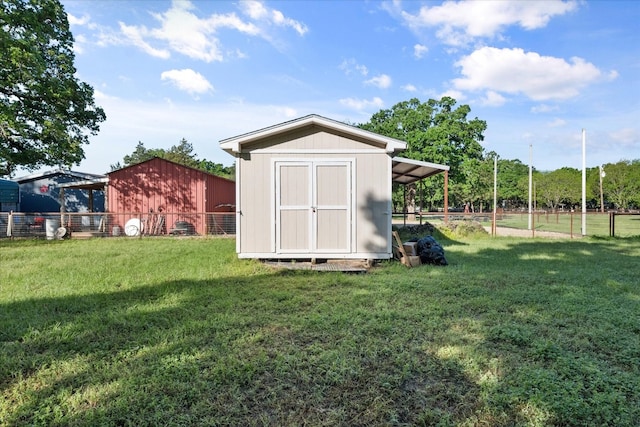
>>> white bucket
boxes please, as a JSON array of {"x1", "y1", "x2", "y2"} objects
[
  {"x1": 45, "y1": 219, "x2": 60, "y2": 240},
  {"x1": 112, "y1": 226, "x2": 121, "y2": 236}
]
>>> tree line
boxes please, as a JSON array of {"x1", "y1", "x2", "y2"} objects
[{"x1": 359, "y1": 98, "x2": 640, "y2": 212}]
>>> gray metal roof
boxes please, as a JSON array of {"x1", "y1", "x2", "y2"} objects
[{"x1": 392, "y1": 157, "x2": 449, "y2": 184}]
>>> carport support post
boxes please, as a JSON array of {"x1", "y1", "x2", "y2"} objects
[
  {"x1": 444, "y1": 170, "x2": 449, "y2": 223},
  {"x1": 403, "y1": 185, "x2": 407, "y2": 226}
]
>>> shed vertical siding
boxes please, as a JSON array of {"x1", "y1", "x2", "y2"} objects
[
  {"x1": 354, "y1": 153, "x2": 390, "y2": 254},
  {"x1": 238, "y1": 152, "x2": 273, "y2": 253}
]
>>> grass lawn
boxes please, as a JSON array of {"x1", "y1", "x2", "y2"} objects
[{"x1": 1, "y1": 235, "x2": 639, "y2": 426}]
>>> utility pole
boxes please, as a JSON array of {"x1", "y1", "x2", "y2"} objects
[
  {"x1": 528, "y1": 144, "x2": 532, "y2": 230},
  {"x1": 599, "y1": 165, "x2": 605, "y2": 213},
  {"x1": 582, "y1": 129, "x2": 587, "y2": 236}
]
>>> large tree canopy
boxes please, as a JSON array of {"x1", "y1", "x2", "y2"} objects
[
  {"x1": 0, "y1": 0, "x2": 105, "y2": 176},
  {"x1": 360, "y1": 97, "x2": 486, "y2": 181},
  {"x1": 360, "y1": 97, "x2": 486, "y2": 209}
]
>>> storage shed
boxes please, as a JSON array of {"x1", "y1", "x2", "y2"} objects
[
  {"x1": 220, "y1": 114, "x2": 449, "y2": 260},
  {"x1": 14, "y1": 169, "x2": 106, "y2": 213},
  {"x1": 107, "y1": 157, "x2": 235, "y2": 235}
]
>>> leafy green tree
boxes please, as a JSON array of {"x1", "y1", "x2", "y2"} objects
[
  {"x1": 601, "y1": 160, "x2": 640, "y2": 209},
  {"x1": 164, "y1": 138, "x2": 198, "y2": 168},
  {"x1": 497, "y1": 158, "x2": 530, "y2": 209},
  {"x1": 111, "y1": 142, "x2": 162, "y2": 170},
  {"x1": 456, "y1": 153, "x2": 495, "y2": 212},
  {"x1": 0, "y1": 0, "x2": 105, "y2": 176},
  {"x1": 360, "y1": 97, "x2": 486, "y2": 210},
  {"x1": 196, "y1": 159, "x2": 235, "y2": 180},
  {"x1": 536, "y1": 167, "x2": 581, "y2": 210}
]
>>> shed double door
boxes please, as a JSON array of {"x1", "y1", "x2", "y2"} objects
[{"x1": 275, "y1": 160, "x2": 352, "y2": 254}]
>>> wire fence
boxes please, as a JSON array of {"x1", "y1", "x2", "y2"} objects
[
  {"x1": 394, "y1": 210, "x2": 640, "y2": 238},
  {"x1": 3, "y1": 210, "x2": 638, "y2": 240},
  {"x1": 0, "y1": 211, "x2": 236, "y2": 239}
]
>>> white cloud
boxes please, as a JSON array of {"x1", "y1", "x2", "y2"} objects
[
  {"x1": 73, "y1": 34, "x2": 87, "y2": 54},
  {"x1": 76, "y1": 1, "x2": 305, "y2": 61},
  {"x1": 548, "y1": 118, "x2": 566, "y2": 127},
  {"x1": 339, "y1": 59, "x2": 368, "y2": 76},
  {"x1": 240, "y1": 0, "x2": 308, "y2": 35},
  {"x1": 402, "y1": 84, "x2": 417, "y2": 92},
  {"x1": 452, "y1": 47, "x2": 602, "y2": 101},
  {"x1": 365, "y1": 74, "x2": 392, "y2": 89},
  {"x1": 609, "y1": 128, "x2": 639, "y2": 147},
  {"x1": 439, "y1": 89, "x2": 465, "y2": 101},
  {"x1": 160, "y1": 69, "x2": 214, "y2": 95},
  {"x1": 67, "y1": 13, "x2": 91, "y2": 27},
  {"x1": 413, "y1": 44, "x2": 428, "y2": 59},
  {"x1": 339, "y1": 97, "x2": 384, "y2": 111},
  {"x1": 147, "y1": 1, "x2": 260, "y2": 62},
  {"x1": 119, "y1": 22, "x2": 171, "y2": 59},
  {"x1": 399, "y1": 0, "x2": 578, "y2": 46},
  {"x1": 480, "y1": 90, "x2": 506, "y2": 107},
  {"x1": 531, "y1": 104, "x2": 559, "y2": 114}
]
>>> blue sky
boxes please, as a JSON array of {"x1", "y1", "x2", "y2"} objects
[{"x1": 50, "y1": 0, "x2": 638, "y2": 174}]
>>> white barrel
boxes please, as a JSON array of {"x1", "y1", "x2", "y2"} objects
[{"x1": 45, "y1": 219, "x2": 60, "y2": 240}]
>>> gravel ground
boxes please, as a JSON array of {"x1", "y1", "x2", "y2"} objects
[{"x1": 486, "y1": 226, "x2": 582, "y2": 239}]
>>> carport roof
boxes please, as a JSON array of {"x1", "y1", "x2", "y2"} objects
[
  {"x1": 392, "y1": 157, "x2": 449, "y2": 184},
  {"x1": 57, "y1": 177, "x2": 108, "y2": 191}
]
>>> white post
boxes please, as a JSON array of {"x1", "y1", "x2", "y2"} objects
[
  {"x1": 528, "y1": 144, "x2": 532, "y2": 230},
  {"x1": 582, "y1": 129, "x2": 587, "y2": 236},
  {"x1": 493, "y1": 155, "x2": 498, "y2": 236},
  {"x1": 599, "y1": 165, "x2": 605, "y2": 213}
]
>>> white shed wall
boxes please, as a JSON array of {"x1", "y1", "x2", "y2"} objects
[{"x1": 236, "y1": 129, "x2": 393, "y2": 259}]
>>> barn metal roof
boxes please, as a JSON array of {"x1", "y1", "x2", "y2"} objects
[
  {"x1": 57, "y1": 177, "x2": 108, "y2": 191},
  {"x1": 392, "y1": 157, "x2": 449, "y2": 184}
]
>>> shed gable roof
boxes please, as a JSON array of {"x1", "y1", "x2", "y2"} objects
[{"x1": 220, "y1": 114, "x2": 407, "y2": 154}]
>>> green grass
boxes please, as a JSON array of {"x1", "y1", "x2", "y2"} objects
[{"x1": 1, "y1": 236, "x2": 639, "y2": 426}]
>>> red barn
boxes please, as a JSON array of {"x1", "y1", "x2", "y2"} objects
[{"x1": 107, "y1": 157, "x2": 235, "y2": 235}]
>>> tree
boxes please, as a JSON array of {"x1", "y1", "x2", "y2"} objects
[
  {"x1": 0, "y1": 0, "x2": 105, "y2": 177},
  {"x1": 164, "y1": 138, "x2": 199, "y2": 168},
  {"x1": 601, "y1": 160, "x2": 640, "y2": 210},
  {"x1": 456, "y1": 153, "x2": 494, "y2": 212},
  {"x1": 360, "y1": 97, "x2": 486, "y2": 210},
  {"x1": 111, "y1": 139, "x2": 235, "y2": 180},
  {"x1": 114, "y1": 142, "x2": 164, "y2": 169},
  {"x1": 497, "y1": 158, "x2": 529, "y2": 208},
  {"x1": 535, "y1": 167, "x2": 581, "y2": 210}
]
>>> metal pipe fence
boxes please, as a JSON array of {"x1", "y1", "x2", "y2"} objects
[
  {"x1": 393, "y1": 210, "x2": 640, "y2": 238},
  {"x1": 0, "y1": 211, "x2": 236, "y2": 239}
]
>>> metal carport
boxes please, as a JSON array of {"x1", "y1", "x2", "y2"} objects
[{"x1": 391, "y1": 157, "x2": 450, "y2": 222}]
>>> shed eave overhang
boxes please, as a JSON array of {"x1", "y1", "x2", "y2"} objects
[{"x1": 220, "y1": 114, "x2": 407, "y2": 155}]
